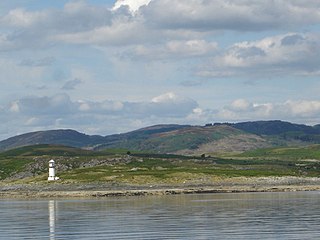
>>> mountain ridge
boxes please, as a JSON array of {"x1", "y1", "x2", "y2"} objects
[{"x1": 1, "y1": 120, "x2": 320, "y2": 154}]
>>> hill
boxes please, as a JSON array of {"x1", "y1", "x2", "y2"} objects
[
  {"x1": 232, "y1": 120, "x2": 320, "y2": 142},
  {"x1": 0, "y1": 129, "x2": 104, "y2": 152},
  {"x1": 1, "y1": 120, "x2": 320, "y2": 154},
  {"x1": 0, "y1": 144, "x2": 319, "y2": 183},
  {"x1": 100, "y1": 124, "x2": 271, "y2": 154}
]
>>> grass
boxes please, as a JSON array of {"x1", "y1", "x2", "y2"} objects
[
  {"x1": 54, "y1": 157, "x2": 315, "y2": 184},
  {"x1": 238, "y1": 144, "x2": 320, "y2": 160},
  {"x1": 0, "y1": 144, "x2": 105, "y2": 157},
  {"x1": 1, "y1": 144, "x2": 320, "y2": 183},
  {"x1": 0, "y1": 158, "x2": 34, "y2": 179}
]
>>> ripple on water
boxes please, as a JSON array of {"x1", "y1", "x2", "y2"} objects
[{"x1": 0, "y1": 191, "x2": 319, "y2": 239}]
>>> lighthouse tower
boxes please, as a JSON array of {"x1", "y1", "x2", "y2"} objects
[{"x1": 48, "y1": 159, "x2": 59, "y2": 181}]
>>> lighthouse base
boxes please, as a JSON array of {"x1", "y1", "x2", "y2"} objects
[{"x1": 48, "y1": 176, "x2": 60, "y2": 181}]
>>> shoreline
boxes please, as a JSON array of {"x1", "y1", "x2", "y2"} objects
[
  {"x1": 1, "y1": 176, "x2": 320, "y2": 198},
  {"x1": 1, "y1": 187, "x2": 320, "y2": 199}
]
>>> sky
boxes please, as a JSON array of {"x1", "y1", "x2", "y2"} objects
[{"x1": 0, "y1": 0, "x2": 320, "y2": 140}]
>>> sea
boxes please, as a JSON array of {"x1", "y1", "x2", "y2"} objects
[{"x1": 0, "y1": 191, "x2": 319, "y2": 239}]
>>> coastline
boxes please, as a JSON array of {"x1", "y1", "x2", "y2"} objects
[
  {"x1": 1, "y1": 185, "x2": 320, "y2": 199},
  {"x1": 1, "y1": 176, "x2": 320, "y2": 198}
]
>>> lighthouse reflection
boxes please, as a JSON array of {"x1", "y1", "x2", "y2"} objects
[{"x1": 48, "y1": 200, "x2": 56, "y2": 240}]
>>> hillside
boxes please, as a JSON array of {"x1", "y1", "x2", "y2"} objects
[
  {"x1": 0, "y1": 129, "x2": 104, "y2": 152},
  {"x1": 0, "y1": 144, "x2": 319, "y2": 183},
  {"x1": 1, "y1": 120, "x2": 320, "y2": 154},
  {"x1": 103, "y1": 124, "x2": 271, "y2": 154},
  {"x1": 232, "y1": 120, "x2": 320, "y2": 142}
]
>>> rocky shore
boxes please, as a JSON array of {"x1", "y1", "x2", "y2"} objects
[{"x1": 1, "y1": 176, "x2": 320, "y2": 198}]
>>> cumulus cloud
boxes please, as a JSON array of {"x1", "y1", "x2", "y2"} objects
[
  {"x1": 199, "y1": 33, "x2": 320, "y2": 78},
  {"x1": 1, "y1": 0, "x2": 319, "y2": 50},
  {"x1": 215, "y1": 99, "x2": 320, "y2": 123},
  {"x1": 1, "y1": 1, "x2": 320, "y2": 140},
  {"x1": 0, "y1": 1, "x2": 113, "y2": 50},
  {"x1": 53, "y1": 19, "x2": 148, "y2": 46},
  {"x1": 142, "y1": 0, "x2": 320, "y2": 31},
  {"x1": 0, "y1": 92, "x2": 198, "y2": 139},
  {"x1": 123, "y1": 92, "x2": 197, "y2": 117},
  {"x1": 1, "y1": 8, "x2": 46, "y2": 27},
  {"x1": 2, "y1": 92, "x2": 320, "y2": 140},
  {"x1": 125, "y1": 39, "x2": 217, "y2": 60},
  {"x1": 151, "y1": 92, "x2": 178, "y2": 103},
  {"x1": 113, "y1": 0, "x2": 152, "y2": 13},
  {"x1": 12, "y1": 94, "x2": 75, "y2": 115},
  {"x1": 184, "y1": 98, "x2": 320, "y2": 126},
  {"x1": 229, "y1": 99, "x2": 252, "y2": 112}
]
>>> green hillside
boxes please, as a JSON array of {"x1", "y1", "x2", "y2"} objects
[
  {"x1": 0, "y1": 144, "x2": 101, "y2": 157},
  {"x1": 98, "y1": 125, "x2": 270, "y2": 153},
  {"x1": 1, "y1": 120, "x2": 320, "y2": 156},
  {"x1": 238, "y1": 144, "x2": 320, "y2": 160},
  {"x1": 0, "y1": 129, "x2": 104, "y2": 152},
  {"x1": 1, "y1": 144, "x2": 319, "y2": 184}
]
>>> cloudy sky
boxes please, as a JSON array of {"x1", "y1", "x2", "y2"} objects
[{"x1": 0, "y1": 0, "x2": 320, "y2": 140}]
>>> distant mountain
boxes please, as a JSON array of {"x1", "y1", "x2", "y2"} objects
[
  {"x1": 0, "y1": 129, "x2": 104, "y2": 152},
  {"x1": 99, "y1": 124, "x2": 271, "y2": 154},
  {"x1": 95, "y1": 124, "x2": 190, "y2": 151},
  {"x1": 231, "y1": 120, "x2": 320, "y2": 143},
  {"x1": 232, "y1": 120, "x2": 320, "y2": 135},
  {"x1": 1, "y1": 120, "x2": 320, "y2": 154}
]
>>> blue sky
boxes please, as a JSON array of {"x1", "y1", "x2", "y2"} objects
[{"x1": 0, "y1": 0, "x2": 320, "y2": 140}]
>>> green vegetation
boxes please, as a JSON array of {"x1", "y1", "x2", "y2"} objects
[
  {"x1": 0, "y1": 144, "x2": 103, "y2": 157},
  {"x1": 0, "y1": 158, "x2": 34, "y2": 179},
  {"x1": 103, "y1": 125, "x2": 246, "y2": 153},
  {"x1": 1, "y1": 121, "x2": 320, "y2": 185},
  {"x1": 238, "y1": 144, "x2": 320, "y2": 160},
  {"x1": 0, "y1": 144, "x2": 319, "y2": 184}
]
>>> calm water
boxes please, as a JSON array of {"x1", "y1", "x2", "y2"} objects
[{"x1": 0, "y1": 191, "x2": 319, "y2": 239}]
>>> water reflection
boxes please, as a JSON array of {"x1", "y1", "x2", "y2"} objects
[
  {"x1": 48, "y1": 200, "x2": 56, "y2": 240},
  {"x1": 0, "y1": 192, "x2": 319, "y2": 239}
]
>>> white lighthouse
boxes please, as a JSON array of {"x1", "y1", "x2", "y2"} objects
[{"x1": 48, "y1": 159, "x2": 59, "y2": 181}]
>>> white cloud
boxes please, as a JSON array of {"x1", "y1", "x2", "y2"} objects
[
  {"x1": 152, "y1": 92, "x2": 178, "y2": 103},
  {"x1": 13, "y1": 94, "x2": 74, "y2": 115},
  {"x1": 78, "y1": 100, "x2": 91, "y2": 112},
  {"x1": 1, "y1": 8, "x2": 46, "y2": 27},
  {"x1": 113, "y1": 0, "x2": 152, "y2": 13},
  {"x1": 215, "y1": 99, "x2": 320, "y2": 123},
  {"x1": 230, "y1": 99, "x2": 252, "y2": 111},
  {"x1": 0, "y1": 1, "x2": 113, "y2": 49},
  {"x1": 199, "y1": 33, "x2": 320, "y2": 78},
  {"x1": 126, "y1": 39, "x2": 217, "y2": 60},
  {"x1": 1, "y1": 1, "x2": 320, "y2": 140},
  {"x1": 2, "y1": 92, "x2": 320, "y2": 140},
  {"x1": 143, "y1": 0, "x2": 320, "y2": 31},
  {"x1": 53, "y1": 19, "x2": 147, "y2": 46},
  {"x1": 0, "y1": 92, "x2": 198, "y2": 139},
  {"x1": 284, "y1": 100, "x2": 320, "y2": 117},
  {"x1": 1, "y1": 1, "x2": 319, "y2": 51}
]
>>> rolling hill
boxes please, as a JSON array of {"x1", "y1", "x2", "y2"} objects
[
  {"x1": 1, "y1": 143, "x2": 319, "y2": 182},
  {"x1": 0, "y1": 129, "x2": 104, "y2": 152},
  {"x1": 1, "y1": 120, "x2": 320, "y2": 154}
]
